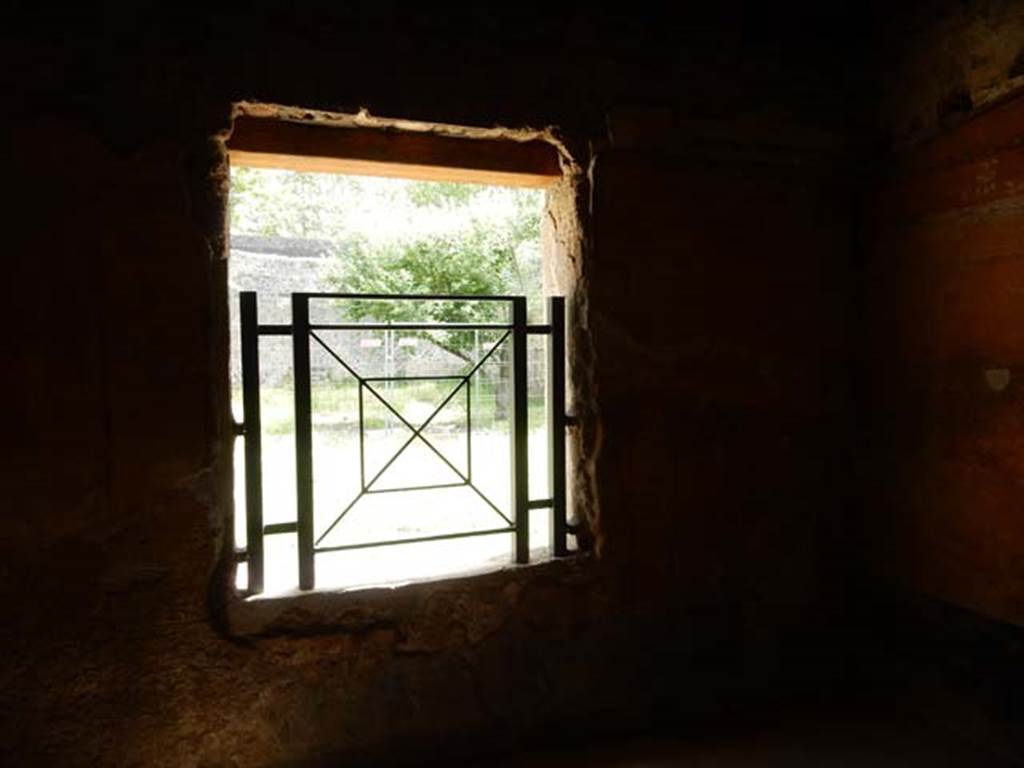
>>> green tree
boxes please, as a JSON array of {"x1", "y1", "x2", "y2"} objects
[
  {"x1": 229, "y1": 166, "x2": 367, "y2": 240},
  {"x1": 328, "y1": 182, "x2": 544, "y2": 361},
  {"x1": 230, "y1": 168, "x2": 545, "y2": 359},
  {"x1": 405, "y1": 180, "x2": 482, "y2": 208},
  {"x1": 330, "y1": 223, "x2": 531, "y2": 362}
]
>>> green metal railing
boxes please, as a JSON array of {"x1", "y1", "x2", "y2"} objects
[{"x1": 236, "y1": 291, "x2": 569, "y2": 594}]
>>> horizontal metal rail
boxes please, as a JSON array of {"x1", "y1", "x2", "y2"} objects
[
  {"x1": 295, "y1": 292, "x2": 518, "y2": 302},
  {"x1": 257, "y1": 323, "x2": 554, "y2": 335},
  {"x1": 363, "y1": 374, "x2": 464, "y2": 383},
  {"x1": 264, "y1": 522, "x2": 298, "y2": 535},
  {"x1": 311, "y1": 322, "x2": 511, "y2": 331},
  {"x1": 315, "y1": 526, "x2": 515, "y2": 554},
  {"x1": 364, "y1": 481, "x2": 468, "y2": 495}
]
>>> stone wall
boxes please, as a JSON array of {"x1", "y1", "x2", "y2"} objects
[
  {"x1": 3, "y1": 6, "x2": 862, "y2": 766},
  {"x1": 228, "y1": 248, "x2": 330, "y2": 386}
]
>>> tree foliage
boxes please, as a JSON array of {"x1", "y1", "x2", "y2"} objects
[
  {"x1": 230, "y1": 169, "x2": 545, "y2": 361},
  {"x1": 332, "y1": 228, "x2": 524, "y2": 360},
  {"x1": 230, "y1": 166, "x2": 369, "y2": 240},
  {"x1": 404, "y1": 180, "x2": 481, "y2": 208}
]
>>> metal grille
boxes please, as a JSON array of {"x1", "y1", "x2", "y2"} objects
[{"x1": 236, "y1": 292, "x2": 569, "y2": 594}]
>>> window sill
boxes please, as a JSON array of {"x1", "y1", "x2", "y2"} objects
[{"x1": 224, "y1": 551, "x2": 591, "y2": 638}]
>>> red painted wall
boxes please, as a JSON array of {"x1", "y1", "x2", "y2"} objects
[{"x1": 864, "y1": 94, "x2": 1024, "y2": 625}]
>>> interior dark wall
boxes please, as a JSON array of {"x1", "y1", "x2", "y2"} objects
[
  {"x1": 2, "y1": 6, "x2": 864, "y2": 765},
  {"x1": 851, "y1": 2, "x2": 1024, "y2": 757}
]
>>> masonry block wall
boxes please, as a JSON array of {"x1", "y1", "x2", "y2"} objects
[{"x1": 4, "y1": 7, "x2": 866, "y2": 766}]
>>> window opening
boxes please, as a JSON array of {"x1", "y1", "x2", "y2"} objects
[{"x1": 228, "y1": 157, "x2": 571, "y2": 595}]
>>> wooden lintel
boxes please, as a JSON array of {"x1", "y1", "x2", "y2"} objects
[{"x1": 228, "y1": 118, "x2": 561, "y2": 188}]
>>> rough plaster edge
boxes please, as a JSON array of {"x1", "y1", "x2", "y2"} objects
[{"x1": 233, "y1": 101, "x2": 557, "y2": 147}]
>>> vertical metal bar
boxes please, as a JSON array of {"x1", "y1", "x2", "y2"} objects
[
  {"x1": 511, "y1": 297, "x2": 529, "y2": 564},
  {"x1": 240, "y1": 291, "x2": 264, "y2": 593},
  {"x1": 358, "y1": 382, "x2": 366, "y2": 491},
  {"x1": 466, "y1": 376, "x2": 472, "y2": 482},
  {"x1": 547, "y1": 297, "x2": 568, "y2": 556},
  {"x1": 292, "y1": 294, "x2": 315, "y2": 590}
]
